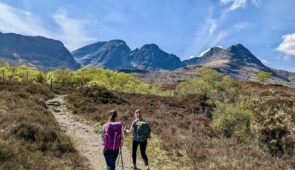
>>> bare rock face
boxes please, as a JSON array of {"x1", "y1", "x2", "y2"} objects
[
  {"x1": 72, "y1": 41, "x2": 185, "y2": 71},
  {"x1": 129, "y1": 44, "x2": 185, "y2": 70},
  {"x1": 72, "y1": 40, "x2": 132, "y2": 69},
  {"x1": 0, "y1": 32, "x2": 80, "y2": 70}
]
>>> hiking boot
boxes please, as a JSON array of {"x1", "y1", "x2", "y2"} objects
[{"x1": 132, "y1": 165, "x2": 139, "y2": 170}]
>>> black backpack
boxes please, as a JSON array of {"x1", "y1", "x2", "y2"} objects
[{"x1": 136, "y1": 121, "x2": 151, "y2": 141}]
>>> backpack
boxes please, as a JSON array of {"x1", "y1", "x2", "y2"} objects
[
  {"x1": 135, "y1": 121, "x2": 151, "y2": 142},
  {"x1": 103, "y1": 122, "x2": 123, "y2": 150}
]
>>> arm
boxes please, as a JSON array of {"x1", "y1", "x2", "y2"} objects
[
  {"x1": 125, "y1": 127, "x2": 135, "y2": 133},
  {"x1": 125, "y1": 121, "x2": 135, "y2": 134}
]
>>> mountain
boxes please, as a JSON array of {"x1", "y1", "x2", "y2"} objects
[
  {"x1": 272, "y1": 69, "x2": 295, "y2": 83},
  {"x1": 184, "y1": 44, "x2": 270, "y2": 71},
  {"x1": 129, "y1": 44, "x2": 185, "y2": 70},
  {"x1": 72, "y1": 41, "x2": 185, "y2": 70},
  {"x1": 136, "y1": 44, "x2": 295, "y2": 86},
  {"x1": 72, "y1": 40, "x2": 132, "y2": 69},
  {"x1": 183, "y1": 44, "x2": 290, "y2": 83},
  {"x1": 0, "y1": 32, "x2": 80, "y2": 70}
]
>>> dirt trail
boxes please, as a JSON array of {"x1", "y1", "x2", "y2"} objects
[{"x1": 46, "y1": 95, "x2": 145, "y2": 170}]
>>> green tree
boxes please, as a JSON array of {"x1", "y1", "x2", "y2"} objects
[
  {"x1": 255, "y1": 72, "x2": 272, "y2": 82},
  {"x1": 46, "y1": 68, "x2": 73, "y2": 84},
  {"x1": 176, "y1": 67, "x2": 236, "y2": 102},
  {"x1": 212, "y1": 101, "x2": 254, "y2": 139}
]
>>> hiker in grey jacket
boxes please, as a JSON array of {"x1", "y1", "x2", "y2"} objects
[{"x1": 125, "y1": 109, "x2": 151, "y2": 170}]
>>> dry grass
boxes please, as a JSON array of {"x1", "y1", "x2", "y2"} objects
[
  {"x1": 0, "y1": 80, "x2": 88, "y2": 170},
  {"x1": 66, "y1": 85, "x2": 295, "y2": 169}
]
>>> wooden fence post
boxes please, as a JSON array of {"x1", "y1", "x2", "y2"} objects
[
  {"x1": 40, "y1": 73, "x2": 43, "y2": 83},
  {"x1": 50, "y1": 78, "x2": 53, "y2": 90},
  {"x1": 26, "y1": 71, "x2": 29, "y2": 82}
]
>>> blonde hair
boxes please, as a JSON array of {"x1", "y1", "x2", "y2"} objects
[{"x1": 135, "y1": 109, "x2": 143, "y2": 121}]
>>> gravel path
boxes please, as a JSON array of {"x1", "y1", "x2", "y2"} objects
[{"x1": 46, "y1": 95, "x2": 145, "y2": 170}]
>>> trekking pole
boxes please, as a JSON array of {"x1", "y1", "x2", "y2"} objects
[
  {"x1": 117, "y1": 148, "x2": 121, "y2": 166},
  {"x1": 117, "y1": 147, "x2": 123, "y2": 169},
  {"x1": 120, "y1": 146, "x2": 124, "y2": 170}
]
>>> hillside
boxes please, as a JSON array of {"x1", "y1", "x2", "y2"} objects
[
  {"x1": 0, "y1": 80, "x2": 87, "y2": 169},
  {"x1": 1, "y1": 64, "x2": 295, "y2": 169},
  {"x1": 0, "y1": 32, "x2": 80, "y2": 70},
  {"x1": 65, "y1": 80, "x2": 295, "y2": 169}
]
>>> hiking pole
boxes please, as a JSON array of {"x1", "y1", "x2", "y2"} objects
[
  {"x1": 120, "y1": 147, "x2": 124, "y2": 170},
  {"x1": 117, "y1": 147, "x2": 124, "y2": 170}
]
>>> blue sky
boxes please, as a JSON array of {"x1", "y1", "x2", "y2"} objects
[{"x1": 0, "y1": 0, "x2": 294, "y2": 71}]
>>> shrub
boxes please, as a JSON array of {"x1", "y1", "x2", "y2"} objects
[
  {"x1": 176, "y1": 67, "x2": 236, "y2": 102},
  {"x1": 213, "y1": 101, "x2": 254, "y2": 139},
  {"x1": 256, "y1": 71, "x2": 272, "y2": 82},
  {"x1": 0, "y1": 142, "x2": 13, "y2": 162},
  {"x1": 254, "y1": 110, "x2": 295, "y2": 156}
]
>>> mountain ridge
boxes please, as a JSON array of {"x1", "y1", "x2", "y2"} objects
[
  {"x1": 183, "y1": 44, "x2": 292, "y2": 83},
  {"x1": 72, "y1": 40, "x2": 185, "y2": 71},
  {"x1": 0, "y1": 32, "x2": 80, "y2": 70}
]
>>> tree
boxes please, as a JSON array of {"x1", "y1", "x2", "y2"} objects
[{"x1": 256, "y1": 72, "x2": 272, "y2": 82}]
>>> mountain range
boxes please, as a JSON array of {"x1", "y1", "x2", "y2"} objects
[
  {"x1": 0, "y1": 32, "x2": 294, "y2": 85},
  {"x1": 72, "y1": 40, "x2": 185, "y2": 70}
]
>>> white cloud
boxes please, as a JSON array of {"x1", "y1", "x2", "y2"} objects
[
  {"x1": 220, "y1": 0, "x2": 261, "y2": 11},
  {"x1": 213, "y1": 31, "x2": 229, "y2": 45},
  {"x1": 53, "y1": 9, "x2": 95, "y2": 50},
  {"x1": 208, "y1": 19, "x2": 217, "y2": 36},
  {"x1": 0, "y1": 2, "x2": 94, "y2": 50},
  {"x1": 283, "y1": 55, "x2": 291, "y2": 61},
  {"x1": 251, "y1": 0, "x2": 262, "y2": 6},
  {"x1": 233, "y1": 22, "x2": 250, "y2": 30},
  {"x1": 276, "y1": 33, "x2": 295, "y2": 56},
  {"x1": 0, "y1": 3, "x2": 49, "y2": 36}
]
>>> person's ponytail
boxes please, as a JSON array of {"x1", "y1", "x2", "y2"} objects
[{"x1": 108, "y1": 110, "x2": 117, "y2": 122}]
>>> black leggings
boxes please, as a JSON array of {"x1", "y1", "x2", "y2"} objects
[
  {"x1": 132, "y1": 140, "x2": 148, "y2": 166},
  {"x1": 103, "y1": 149, "x2": 119, "y2": 170}
]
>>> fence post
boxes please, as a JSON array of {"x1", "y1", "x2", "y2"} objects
[
  {"x1": 50, "y1": 78, "x2": 53, "y2": 90},
  {"x1": 40, "y1": 73, "x2": 43, "y2": 83},
  {"x1": 26, "y1": 71, "x2": 29, "y2": 82}
]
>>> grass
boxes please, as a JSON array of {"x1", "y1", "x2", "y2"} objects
[
  {"x1": 0, "y1": 80, "x2": 88, "y2": 170},
  {"x1": 2, "y1": 69, "x2": 295, "y2": 169},
  {"x1": 65, "y1": 85, "x2": 295, "y2": 169}
]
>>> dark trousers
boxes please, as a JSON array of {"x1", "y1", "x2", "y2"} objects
[
  {"x1": 103, "y1": 149, "x2": 119, "y2": 170},
  {"x1": 132, "y1": 140, "x2": 148, "y2": 166}
]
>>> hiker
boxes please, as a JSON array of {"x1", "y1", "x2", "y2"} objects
[
  {"x1": 102, "y1": 110, "x2": 124, "y2": 170},
  {"x1": 125, "y1": 109, "x2": 151, "y2": 170}
]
